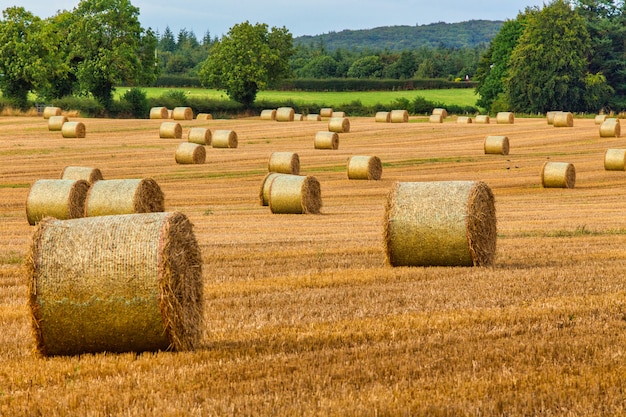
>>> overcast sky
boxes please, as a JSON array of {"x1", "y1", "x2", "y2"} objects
[{"x1": 4, "y1": 0, "x2": 546, "y2": 38}]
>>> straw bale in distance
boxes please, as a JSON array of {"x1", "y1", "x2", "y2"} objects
[
  {"x1": 160, "y1": 122, "x2": 182, "y2": 139},
  {"x1": 314, "y1": 131, "x2": 339, "y2": 150},
  {"x1": 149, "y1": 107, "x2": 168, "y2": 119},
  {"x1": 390, "y1": 110, "x2": 409, "y2": 123},
  {"x1": 259, "y1": 172, "x2": 282, "y2": 206},
  {"x1": 541, "y1": 162, "x2": 575, "y2": 188},
  {"x1": 604, "y1": 149, "x2": 626, "y2": 171},
  {"x1": 26, "y1": 211, "x2": 203, "y2": 356},
  {"x1": 260, "y1": 109, "x2": 277, "y2": 120},
  {"x1": 553, "y1": 111, "x2": 574, "y2": 127},
  {"x1": 305, "y1": 114, "x2": 321, "y2": 121},
  {"x1": 496, "y1": 112, "x2": 515, "y2": 124},
  {"x1": 196, "y1": 113, "x2": 213, "y2": 120},
  {"x1": 457, "y1": 116, "x2": 472, "y2": 124},
  {"x1": 268, "y1": 152, "x2": 300, "y2": 175},
  {"x1": 60, "y1": 166, "x2": 103, "y2": 185},
  {"x1": 328, "y1": 117, "x2": 350, "y2": 133},
  {"x1": 595, "y1": 114, "x2": 607, "y2": 125},
  {"x1": 172, "y1": 106, "x2": 193, "y2": 120},
  {"x1": 48, "y1": 115, "x2": 69, "y2": 131},
  {"x1": 43, "y1": 106, "x2": 62, "y2": 119},
  {"x1": 320, "y1": 108, "x2": 333, "y2": 118},
  {"x1": 429, "y1": 114, "x2": 443, "y2": 123},
  {"x1": 375, "y1": 112, "x2": 391, "y2": 123},
  {"x1": 212, "y1": 130, "x2": 238, "y2": 148},
  {"x1": 432, "y1": 108, "x2": 448, "y2": 118},
  {"x1": 294, "y1": 113, "x2": 303, "y2": 121},
  {"x1": 269, "y1": 175, "x2": 322, "y2": 214},
  {"x1": 333, "y1": 111, "x2": 346, "y2": 118},
  {"x1": 175, "y1": 142, "x2": 206, "y2": 164},
  {"x1": 475, "y1": 115, "x2": 490, "y2": 124},
  {"x1": 26, "y1": 179, "x2": 90, "y2": 225},
  {"x1": 276, "y1": 107, "x2": 295, "y2": 122},
  {"x1": 484, "y1": 136, "x2": 510, "y2": 155},
  {"x1": 383, "y1": 181, "x2": 497, "y2": 267},
  {"x1": 85, "y1": 178, "x2": 165, "y2": 217},
  {"x1": 546, "y1": 111, "x2": 560, "y2": 125},
  {"x1": 61, "y1": 121, "x2": 86, "y2": 138},
  {"x1": 347, "y1": 156, "x2": 382, "y2": 180},
  {"x1": 600, "y1": 118, "x2": 621, "y2": 138},
  {"x1": 188, "y1": 127, "x2": 211, "y2": 145}
]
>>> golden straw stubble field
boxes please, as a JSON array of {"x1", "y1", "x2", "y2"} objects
[{"x1": 2, "y1": 113, "x2": 626, "y2": 415}]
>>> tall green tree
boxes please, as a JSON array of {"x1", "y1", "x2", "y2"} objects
[{"x1": 199, "y1": 21, "x2": 293, "y2": 107}]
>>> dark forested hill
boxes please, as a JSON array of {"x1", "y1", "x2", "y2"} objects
[{"x1": 295, "y1": 20, "x2": 503, "y2": 51}]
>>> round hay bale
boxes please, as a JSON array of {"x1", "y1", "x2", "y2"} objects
[
  {"x1": 305, "y1": 114, "x2": 321, "y2": 121},
  {"x1": 604, "y1": 149, "x2": 626, "y2": 171},
  {"x1": 172, "y1": 106, "x2": 193, "y2": 120},
  {"x1": 432, "y1": 108, "x2": 448, "y2": 118},
  {"x1": 26, "y1": 179, "x2": 90, "y2": 225},
  {"x1": 475, "y1": 115, "x2": 490, "y2": 124},
  {"x1": 26, "y1": 211, "x2": 203, "y2": 356},
  {"x1": 333, "y1": 111, "x2": 346, "y2": 118},
  {"x1": 595, "y1": 114, "x2": 608, "y2": 125},
  {"x1": 212, "y1": 130, "x2": 238, "y2": 148},
  {"x1": 85, "y1": 178, "x2": 165, "y2": 217},
  {"x1": 268, "y1": 151, "x2": 300, "y2": 175},
  {"x1": 496, "y1": 112, "x2": 515, "y2": 124},
  {"x1": 187, "y1": 127, "x2": 211, "y2": 145},
  {"x1": 60, "y1": 166, "x2": 103, "y2": 184},
  {"x1": 276, "y1": 107, "x2": 295, "y2": 122},
  {"x1": 294, "y1": 113, "x2": 303, "y2": 121},
  {"x1": 383, "y1": 181, "x2": 497, "y2": 267},
  {"x1": 42, "y1": 106, "x2": 62, "y2": 119},
  {"x1": 167, "y1": 109, "x2": 173, "y2": 119},
  {"x1": 541, "y1": 162, "x2": 575, "y2": 188},
  {"x1": 260, "y1": 109, "x2": 277, "y2": 120},
  {"x1": 429, "y1": 114, "x2": 443, "y2": 123},
  {"x1": 553, "y1": 111, "x2": 574, "y2": 127},
  {"x1": 48, "y1": 115, "x2": 69, "y2": 131},
  {"x1": 269, "y1": 175, "x2": 322, "y2": 214},
  {"x1": 196, "y1": 113, "x2": 213, "y2": 120},
  {"x1": 160, "y1": 122, "x2": 182, "y2": 139},
  {"x1": 328, "y1": 117, "x2": 350, "y2": 133},
  {"x1": 347, "y1": 155, "x2": 382, "y2": 180},
  {"x1": 546, "y1": 111, "x2": 560, "y2": 125},
  {"x1": 390, "y1": 110, "x2": 409, "y2": 123},
  {"x1": 484, "y1": 136, "x2": 510, "y2": 155},
  {"x1": 61, "y1": 121, "x2": 86, "y2": 138},
  {"x1": 314, "y1": 131, "x2": 339, "y2": 150},
  {"x1": 600, "y1": 118, "x2": 621, "y2": 138},
  {"x1": 375, "y1": 112, "x2": 391, "y2": 123},
  {"x1": 149, "y1": 107, "x2": 168, "y2": 119},
  {"x1": 259, "y1": 172, "x2": 282, "y2": 206},
  {"x1": 175, "y1": 142, "x2": 206, "y2": 165},
  {"x1": 457, "y1": 116, "x2": 473, "y2": 124},
  {"x1": 320, "y1": 108, "x2": 333, "y2": 118}
]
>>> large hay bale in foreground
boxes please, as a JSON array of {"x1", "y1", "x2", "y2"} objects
[
  {"x1": 475, "y1": 115, "x2": 490, "y2": 124},
  {"x1": 259, "y1": 172, "x2": 282, "y2": 206},
  {"x1": 328, "y1": 117, "x2": 350, "y2": 133},
  {"x1": 149, "y1": 107, "x2": 168, "y2": 119},
  {"x1": 260, "y1": 109, "x2": 277, "y2": 120},
  {"x1": 276, "y1": 107, "x2": 295, "y2": 122},
  {"x1": 268, "y1": 152, "x2": 300, "y2": 175},
  {"x1": 600, "y1": 118, "x2": 621, "y2": 138},
  {"x1": 375, "y1": 112, "x2": 391, "y2": 123},
  {"x1": 48, "y1": 116, "x2": 68, "y2": 131},
  {"x1": 196, "y1": 113, "x2": 213, "y2": 120},
  {"x1": 595, "y1": 114, "x2": 608, "y2": 125},
  {"x1": 429, "y1": 114, "x2": 443, "y2": 123},
  {"x1": 553, "y1": 111, "x2": 574, "y2": 127},
  {"x1": 305, "y1": 114, "x2": 321, "y2": 121},
  {"x1": 320, "y1": 108, "x2": 333, "y2": 118},
  {"x1": 159, "y1": 122, "x2": 182, "y2": 139},
  {"x1": 212, "y1": 130, "x2": 238, "y2": 148},
  {"x1": 61, "y1": 121, "x2": 86, "y2": 138},
  {"x1": 496, "y1": 112, "x2": 515, "y2": 124},
  {"x1": 541, "y1": 162, "x2": 575, "y2": 188},
  {"x1": 26, "y1": 179, "x2": 90, "y2": 225},
  {"x1": 187, "y1": 127, "x2": 211, "y2": 145},
  {"x1": 604, "y1": 149, "x2": 626, "y2": 171},
  {"x1": 269, "y1": 175, "x2": 322, "y2": 214},
  {"x1": 85, "y1": 178, "x2": 164, "y2": 217},
  {"x1": 390, "y1": 110, "x2": 409, "y2": 123},
  {"x1": 432, "y1": 108, "x2": 448, "y2": 118},
  {"x1": 172, "y1": 106, "x2": 193, "y2": 120},
  {"x1": 42, "y1": 106, "x2": 62, "y2": 119},
  {"x1": 484, "y1": 136, "x2": 510, "y2": 155},
  {"x1": 175, "y1": 142, "x2": 206, "y2": 164},
  {"x1": 347, "y1": 155, "x2": 382, "y2": 180},
  {"x1": 383, "y1": 181, "x2": 497, "y2": 267},
  {"x1": 60, "y1": 166, "x2": 103, "y2": 184},
  {"x1": 26, "y1": 212, "x2": 203, "y2": 356},
  {"x1": 314, "y1": 131, "x2": 339, "y2": 150}
]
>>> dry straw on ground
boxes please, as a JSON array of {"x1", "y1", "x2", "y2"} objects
[
  {"x1": 475, "y1": 115, "x2": 490, "y2": 124},
  {"x1": 484, "y1": 135, "x2": 510, "y2": 155},
  {"x1": 320, "y1": 108, "x2": 333, "y2": 118},
  {"x1": 595, "y1": 114, "x2": 608, "y2": 125},
  {"x1": 604, "y1": 149, "x2": 626, "y2": 171},
  {"x1": 347, "y1": 155, "x2": 382, "y2": 180},
  {"x1": 268, "y1": 152, "x2": 300, "y2": 175},
  {"x1": 187, "y1": 127, "x2": 211, "y2": 145},
  {"x1": 276, "y1": 107, "x2": 295, "y2": 122},
  {"x1": 429, "y1": 114, "x2": 443, "y2": 123},
  {"x1": 48, "y1": 115, "x2": 69, "y2": 131},
  {"x1": 149, "y1": 107, "x2": 168, "y2": 119},
  {"x1": 541, "y1": 161, "x2": 576, "y2": 188},
  {"x1": 259, "y1": 172, "x2": 282, "y2": 206},
  {"x1": 314, "y1": 131, "x2": 339, "y2": 150},
  {"x1": 212, "y1": 130, "x2": 238, "y2": 148},
  {"x1": 60, "y1": 166, "x2": 103, "y2": 184},
  {"x1": 26, "y1": 179, "x2": 90, "y2": 225},
  {"x1": 553, "y1": 112, "x2": 574, "y2": 127},
  {"x1": 269, "y1": 174, "x2": 322, "y2": 214},
  {"x1": 260, "y1": 109, "x2": 277, "y2": 121},
  {"x1": 26, "y1": 211, "x2": 203, "y2": 356},
  {"x1": 85, "y1": 178, "x2": 165, "y2": 217},
  {"x1": 457, "y1": 116, "x2": 472, "y2": 124},
  {"x1": 383, "y1": 181, "x2": 497, "y2": 267},
  {"x1": 390, "y1": 110, "x2": 409, "y2": 123},
  {"x1": 42, "y1": 106, "x2": 62, "y2": 119},
  {"x1": 172, "y1": 107, "x2": 193, "y2": 120},
  {"x1": 196, "y1": 113, "x2": 213, "y2": 120},
  {"x1": 175, "y1": 142, "x2": 206, "y2": 164},
  {"x1": 305, "y1": 114, "x2": 321, "y2": 121},
  {"x1": 496, "y1": 112, "x2": 515, "y2": 124},
  {"x1": 61, "y1": 121, "x2": 86, "y2": 138},
  {"x1": 432, "y1": 108, "x2": 448, "y2": 118},
  {"x1": 375, "y1": 112, "x2": 391, "y2": 123},
  {"x1": 328, "y1": 117, "x2": 350, "y2": 133},
  {"x1": 160, "y1": 122, "x2": 183, "y2": 139},
  {"x1": 599, "y1": 118, "x2": 621, "y2": 138}
]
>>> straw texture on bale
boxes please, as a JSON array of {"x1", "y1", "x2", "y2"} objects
[
  {"x1": 375, "y1": 112, "x2": 391, "y2": 123},
  {"x1": 149, "y1": 107, "x2": 168, "y2": 119},
  {"x1": 484, "y1": 136, "x2": 510, "y2": 155},
  {"x1": 604, "y1": 149, "x2": 626, "y2": 171},
  {"x1": 26, "y1": 180, "x2": 90, "y2": 225},
  {"x1": 61, "y1": 121, "x2": 86, "y2": 138},
  {"x1": 160, "y1": 122, "x2": 183, "y2": 139},
  {"x1": 27, "y1": 211, "x2": 203, "y2": 356},
  {"x1": 48, "y1": 116, "x2": 69, "y2": 131},
  {"x1": 314, "y1": 131, "x2": 339, "y2": 150},
  {"x1": 595, "y1": 114, "x2": 608, "y2": 125},
  {"x1": 294, "y1": 113, "x2": 303, "y2": 121},
  {"x1": 187, "y1": 127, "x2": 211, "y2": 145},
  {"x1": 457, "y1": 116, "x2": 472, "y2": 124},
  {"x1": 276, "y1": 107, "x2": 295, "y2": 122},
  {"x1": 390, "y1": 110, "x2": 409, "y2": 123},
  {"x1": 328, "y1": 117, "x2": 350, "y2": 133},
  {"x1": 175, "y1": 142, "x2": 206, "y2": 164},
  {"x1": 268, "y1": 152, "x2": 300, "y2": 175},
  {"x1": 553, "y1": 112, "x2": 574, "y2": 127},
  {"x1": 541, "y1": 162, "x2": 576, "y2": 188},
  {"x1": 172, "y1": 107, "x2": 193, "y2": 120},
  {"x1": 196, "y1": 113, "x2": 213, "y2": 120},
  {"x1": 429, "y1": 114, "x2": 443, "y2": 123},
  {"x1": 383, "y1": 181, "x2": 497, "y2": 267},
  {"x1": 475, "y1": 115, "x2": 490, "y2": 124},
  {"x1": 600, "y1": 118, "x2": 621, "y2": 138},
  {"x1": 260, "y1": 109, "x2": 277, "y2": 120},
  {"x1": 432, "y1": 108, "x2": 448, "y2": 118},
  {"x1": 320, "y1": 108, "x2": 333, "y2": 118},
  {"x1": 60, "y1": 166, "x2": 103, "y2": 184},
  {"x1": 212, "y1": 130, "x2": 238, "y2": 148},
  {"x1": 259, "y1": 172, "x2": 282, "y2": 206},
  {"x1": 496, "y1": 112, "x2": 515, "y2": 124},
  {"x1": 85, "y1": 178, "x2": 165, "y2": 217},
  {"x1": 167, "y1": 109, "x2": 173, "y2": 119},
  {"x1": 347, "y1": 156, "x2": 382, "y2": 180},
  {"x1": 43, "y1": 106, "x2": 62, "y2": 119},
  {"x1": 269, "y1": 175, "x2": 322, "y2": 214},
  {"x1": 333, "y1": 111, "x2": 346, "y2": 118},
  {"x1": 546, "y1": 111, "x2": 560, "y2": 125},
  {"x1": 305, "y1": 114, "x2": 321, "y2": 121}
]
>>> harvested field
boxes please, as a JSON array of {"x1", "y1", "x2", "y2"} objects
[{"x1": 2, "y1": 114, "x2": 626, "y2": 415}]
